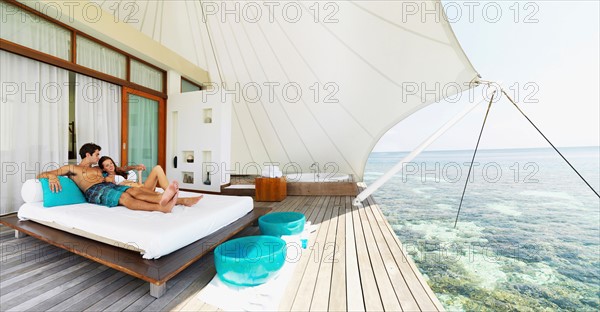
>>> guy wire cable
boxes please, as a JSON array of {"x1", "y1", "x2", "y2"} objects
[
  {"x1": 454, "y1": 90, "x2": 496, "y2": 228},
  {"x1": 501, "y1": 89, "x2": 599, "y2": 198}
]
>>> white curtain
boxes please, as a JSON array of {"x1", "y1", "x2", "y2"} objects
[
  {"x1": 75, "y1": 74, "x2": 121, "y2": 163},
  {"x1": 0, "y1": 51, "x2": 69, "y2": 215},
  {"x1": 0, "y1": 2, "x2": 71, "y2": 61},
  {"x1": 76, "y1": 35, "x2": 127, "y2": 79},
  {"x1": 130, "y1": 59, "x2": 163, "y2": 92}
]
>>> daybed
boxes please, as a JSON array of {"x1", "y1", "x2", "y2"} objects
[{"x1": 0, "y1": 179, "x2": 269, "y2": 298}]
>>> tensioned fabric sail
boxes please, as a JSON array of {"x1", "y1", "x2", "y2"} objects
[{"x1": 95, "y1": 0, "x2": 479, "y2": 180}]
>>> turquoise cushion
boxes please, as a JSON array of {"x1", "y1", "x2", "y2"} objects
[{"x1": 39, "y1": 176, "x2": 86, "y2": 207}]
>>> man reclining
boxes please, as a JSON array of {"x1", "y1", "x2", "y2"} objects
[{"x1": 37, "y1": 143, "x2": 201, "y2": 213}]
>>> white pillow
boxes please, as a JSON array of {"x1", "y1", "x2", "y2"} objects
[
  {"x1": 126, "y1": 170, "x2": 138, "y2": 182},
  {"x1": 113, "y1": 171, "x2": 137, "y2": 184},
  {"x1": 21, "y1": 179, "x2": 44, "y2": 203},
  {"x1": 115, "y1": 174, "x2": 125, "y2": 184}
]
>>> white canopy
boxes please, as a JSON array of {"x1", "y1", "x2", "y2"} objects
[{"x1": 87, "y1": 0, "x2": 479, "y2": 180}]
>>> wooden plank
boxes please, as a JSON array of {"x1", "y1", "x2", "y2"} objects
[
  {"x1": 220, "y1": 187, "x2": 255, "y2": 197},
  {"x1": 287, "y1": 182, "x2": 358, "y2": 196},
  {"x1": 0, "y1": 230, "x2": 15, "y2": 241},
  {"x1": 1, "y1": 248, "x2": 71, "y2": 285},
  {"x1": 1, "y1": 252, "x2": 92, "y2": 292},
  {"x1": 278, "y1": 196, "x2": 325, "y2": 310},
  {"x1": 122, "y1": 290, "x2": 155, "y2": 312},
  {"x1": 178, "y1": 298, "x2": 207, "y2": 311},
  {"x1": 288, "y1": 196, "x2": 317, "y2": 215},
  {"x1": 291, "y1": 196, "x2": 334, "y2": 311},
  {"x1": 291, "y1": 195, "x2": 330, "y2": 310},
  {"x1": 2, "y1": 261, "x2": 104, "y2": 311},
  {"x1": 0, "y1": 225, "x2": 13, "y2": 234},
  {"x1": 22, "y1": 267, "x2": 118, "y2": 312},
  {"x1": 84, "y1": 277, "x2": 145, "y2": 311},
  {"x1": 365, "y1": 196, "x2": 444, "y2": 311},
  {"x1": 1, "y1": 259, "x2": 97, "y2": 301},
  {"x1": 65, "y1": 275, "x2": 137, "y2": 311},
  {"x1": 362, "y1": 197, "x2": 420, "y2": 311},
  {"x1": 309, "y1": 199, "x2": 340, "y2": 311},
  {"x1": 0, "y1": 244, "x2": 68, "y2": 271},
  {"x1": 169, "y1": 256, "x2": 217, "y2": 311},
  {"x1": 271, "y1": 195, "x2": 302, "y2": 213},
  {"x1": 0, "y1": 236, "x2": 68, "y2": 266},
  {"x1": 329, "y1": 197, "x2": 347, "y2": 311},
  {"x1": 345, "y1": 197, "x2": 365, "y2": 312},
  {"x1": 356, "y1": 200, "x2": 402, "y2": 311},
  {"x1": 352, "y1": 203, "x2": 384, "y2": 311},
  {"x1": 46, "y1": 271, "x2": 128, "y2": 311},
  {"x1": 0, "y1": 219, "x2": 147, "y2": 284},
  {"x1": 278, "y1": 195, "x2": 322, "y2": 311},
  {"x1": 280, "y1": 195, "x2": 305, "y2": 213},
  {"x1": 103, "y1": 282, "x2": 149, "y2": 311}
]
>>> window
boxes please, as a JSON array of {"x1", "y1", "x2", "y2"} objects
[
  {"x1": 181, "y1": 77, "x2": 202, "y2": 93},
  {"x1": 130, "y1": 59, "x2": 163, "y2": 92},
  {"x1": 76, "y1": 35, "x2": 126, "y2": 79},
  {"x1": 1, "y1": 1, "x2": 166, "y2": 174},
  {"x1": 0, "y1": 1, "x2": 71, "y2": 60},
  {"x1": 1, "y1": 1, "x2": 166, "y2": 95}
]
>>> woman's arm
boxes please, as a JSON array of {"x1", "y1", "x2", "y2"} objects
[{"x1": 118, "y1": 164, "x2": 145, "y2": 183}]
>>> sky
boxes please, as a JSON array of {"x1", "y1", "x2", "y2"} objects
[{"x1": 373, "y1": 0, "x2": 600, "y2": 152}]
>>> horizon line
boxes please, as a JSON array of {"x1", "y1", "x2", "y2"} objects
[{"x1": 371, "y1": 145, "x2": 600, "y2": 154}]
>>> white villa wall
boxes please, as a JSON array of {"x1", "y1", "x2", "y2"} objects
[{"x1": 166, "y1": 73, "x2": 232, "y2": 192}]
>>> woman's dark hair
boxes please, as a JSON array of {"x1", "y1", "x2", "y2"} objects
[
  {"x1": 79, "y1": 143, "x2": 101, "y2": 159},
  {"x1": 99, "y1": 156, "x2": 128, "y2": 179}
]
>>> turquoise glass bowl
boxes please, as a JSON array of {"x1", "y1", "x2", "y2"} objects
[
  {"x1": 214, "y1": 235, "x2": 286, "y2": 286},
  {"x1": 259, "y1": 212, "x2": 306, "y2": 237}
]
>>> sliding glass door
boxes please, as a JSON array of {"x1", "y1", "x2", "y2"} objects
[{"x1": 121, "y1": 87, "x2": 165, "y2": 180}]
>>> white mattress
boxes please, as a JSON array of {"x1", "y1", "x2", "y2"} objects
[{"x1": 17, "y1": 191, "x2": 253, "y2": 259}]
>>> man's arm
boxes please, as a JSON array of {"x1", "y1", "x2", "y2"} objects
[{"x1": 37, "y1": 165, "x2": 72, "y2": 193}]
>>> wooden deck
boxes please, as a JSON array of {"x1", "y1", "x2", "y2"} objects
[{"x1": 0, "y1": 193, "x2": 444, "y2": 311}]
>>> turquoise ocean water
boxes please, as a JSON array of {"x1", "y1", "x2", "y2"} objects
[{"x1": 364, "y1": 147, "x2": 599, "y2": 311}]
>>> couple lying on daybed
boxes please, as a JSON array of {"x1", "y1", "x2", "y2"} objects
[{"x1": 37, "y1": 143, "x2": 202, "y2": 213}]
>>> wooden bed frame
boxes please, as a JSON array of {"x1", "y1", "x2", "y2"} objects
[{"x1": 0, "y1": 207, "x2": 270, "y2": 298}]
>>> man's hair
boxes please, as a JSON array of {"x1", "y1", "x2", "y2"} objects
[{"x1": 79, "y1": 143, "x2": 101, "y2": 159}]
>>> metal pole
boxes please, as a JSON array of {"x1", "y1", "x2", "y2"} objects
[{"x1": 354, "y1": 88, "x2": 496, "y2": 206}]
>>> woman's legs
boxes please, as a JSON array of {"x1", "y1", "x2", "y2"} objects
[{"x1": 143, "y1": 166, "x2": 170, "y2": 190}]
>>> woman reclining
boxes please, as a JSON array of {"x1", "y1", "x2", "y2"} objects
[{"x1": 99, "y1": 156, "x2": 169, "y2": 191}]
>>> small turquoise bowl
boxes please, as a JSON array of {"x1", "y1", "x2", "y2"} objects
[
  {"x1": 214, "y1": 235, "x2": 286, "y2": 286},
  {"x1": 259, "y1": 212, "x2": 306, "y2": 237}
]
